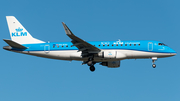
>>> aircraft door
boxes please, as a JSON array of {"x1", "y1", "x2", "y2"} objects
[
  {"x1": 44, "y1": 45, "x2": 50, "y2": 53},
  {"x1": 148, "y1": 42, "x2": 153, "y2": 51}
]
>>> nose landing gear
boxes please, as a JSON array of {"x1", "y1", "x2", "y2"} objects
[{"x1": 152, "y1": 57, "x2": 157, "y2": 68}]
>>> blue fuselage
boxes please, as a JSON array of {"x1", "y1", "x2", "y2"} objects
[{"x1": 18, "y1": 40, "x2": 176, "y2": 54}]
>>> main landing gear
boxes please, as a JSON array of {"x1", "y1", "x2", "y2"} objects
[
  {"x1": 81, "y1": 58, "x2": 96, "y2": 72},
  {"x1": 152, "y1": 57, "x2": 157, "y2": 68},
  {"x1": 87, "y1": 58, "x2": 96, "y2": 72}
]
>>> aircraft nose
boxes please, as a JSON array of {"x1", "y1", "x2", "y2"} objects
[{"x1": 169, "y1": 48, "x2": 177, "y2": 56}]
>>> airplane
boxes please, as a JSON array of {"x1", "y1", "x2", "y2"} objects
[{"x1": 3, "y1": 16, "x2": 177, "y2": 72}]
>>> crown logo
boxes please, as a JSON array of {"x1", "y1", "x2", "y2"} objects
[
  {"x1": 108, "y1": 52, "x2": 112, "y2": 55},
  {"x1": 16, "y1": 27, "x2": 23, "y2": 32}
]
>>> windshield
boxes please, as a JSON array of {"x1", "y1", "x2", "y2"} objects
[{"x1": 158, "y1": 43, "x2": 167, "y2": 46}]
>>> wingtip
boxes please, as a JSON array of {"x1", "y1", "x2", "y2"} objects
[{"x1": 62, "y1": 22, "x2": 65, "y2": 25}]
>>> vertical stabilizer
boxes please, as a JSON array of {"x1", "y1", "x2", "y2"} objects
[{"x1": 6, "y1": 16, "x2": 45, "y2": 44}]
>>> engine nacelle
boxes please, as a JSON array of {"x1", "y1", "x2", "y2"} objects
[
  {"x1": 98, "y1": 51, "x2": 126, "y2": 59},
  {"x1": 100, "y1": 61, "x2": 120, "y2": 68}
]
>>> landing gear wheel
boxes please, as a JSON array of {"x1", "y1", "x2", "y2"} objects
[
  {"x1": 152, "y1": 57, "x2": 157, "y2": 68},
  {"x1": 90, "y1": 65, "x2": 95, "y2": 72}
]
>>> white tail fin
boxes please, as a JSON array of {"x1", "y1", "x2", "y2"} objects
[{"x1": 6, "y1": 16, "x2": 45, "y2": 44}]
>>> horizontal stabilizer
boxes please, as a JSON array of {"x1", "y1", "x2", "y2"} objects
[{"x1": 3, "y1": 39, "x2": 27, "y2": 49}]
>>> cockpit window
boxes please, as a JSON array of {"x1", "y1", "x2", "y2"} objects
[{"x1": 158, "y1": 43, "x2": 167, "y2": 46}]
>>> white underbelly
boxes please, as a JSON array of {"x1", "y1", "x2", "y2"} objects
[{"x1": 22, "y1": 49, "x2": 172, "y2": 61}]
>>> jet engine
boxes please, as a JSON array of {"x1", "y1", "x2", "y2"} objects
[
  {"x1": 98, "y1": 51, "x2": 126, "y2": 59},
  {"x1": 100, "y1": 61, "x2": 120, "y2": 68}
]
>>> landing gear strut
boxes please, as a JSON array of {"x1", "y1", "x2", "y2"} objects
[
  {"x1": 152, "y1": 57, "x2": 157, "y2": 68},
  {"x1": 88, "y1": 57, "x2": 96, "y2": 72},
  {"x1": 87, "y1": 61, "x2": 93, "y2": 66}
]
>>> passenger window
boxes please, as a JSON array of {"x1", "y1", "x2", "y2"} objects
[
  {"x1": 116, "y1": 44, "x2": 118, "y2": 46},
  {"x1": 53, "y1": 44, "x2": 55, "y2": 48},
  {"x1": 112, "y1": 44, "x2": 114, "y2": 46},
  {"x1": 66, "y1": 45, "x2": 68, "y2": 47},
  {"x1": 125, "y1": 44, "x2": 127, "y2": 46},
  {"x1": 134, "y1": 44, "x2": 136, "y2": 46},
  {"x1": 130, "y1": 44, "x2": 131, "y2": 46},
  {"x1": 138, "y1": 44, "x2": 140, "y2": 46},
  {"x1": 62, "y1": 46, "x2": 63, "y2": 47},
  {"x1": 103, "y1": 45, "x2": 105, "y2": 46},
  {"x1": 121, "y1": 44, "x2": 123, "y2": 46},
  {"x1": 107, "y1": 44, "x2": 109, "y2": 46},
  {"x1": 98, "y1": 45, "x2": 100, "y2": 47}
]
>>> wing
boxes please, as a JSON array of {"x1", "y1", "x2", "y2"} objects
[{"x1": 62, "y1": 22, "x2": 101, "y2": 55}]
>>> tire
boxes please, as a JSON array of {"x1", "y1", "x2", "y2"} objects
[{"x1": 90, "y1": 66, "x2": 95, "y2": 72}]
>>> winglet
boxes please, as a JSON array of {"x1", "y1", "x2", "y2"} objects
[
  {"x1": 62, "y1": 22, "x2": 73, "y2": 36},
  {"x1": 3, "y1": 39, "x2": 27, "y2": 49},
  {"x1": 62, "y1": 22, "x2": 101, "y2": 52}
]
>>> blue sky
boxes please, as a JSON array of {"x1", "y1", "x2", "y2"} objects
[{"x1": 0, "y1": 0, "x2": 180, "y2": 101}]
